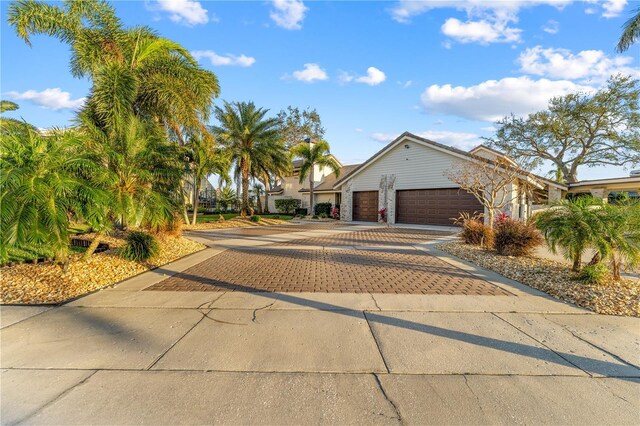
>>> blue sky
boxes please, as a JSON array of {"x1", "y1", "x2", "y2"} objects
[{"x1": 2, "y1": 0, "x2": 639, "y2": 180}]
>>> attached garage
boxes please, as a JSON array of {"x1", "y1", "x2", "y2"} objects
[
  {"x1": 395, "y1": 188, "x2": 483, "y2": 226},
  {"x1": 352, "y1": 191, "x2": 378, "y2": 222}
]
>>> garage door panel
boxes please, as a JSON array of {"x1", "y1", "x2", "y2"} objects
[
  {"x1": 396, "y1": 189, "x2": 483, "y2": 226},
  {"x1": 353, "y1": 191, "x2": 378, "y2": 222}
]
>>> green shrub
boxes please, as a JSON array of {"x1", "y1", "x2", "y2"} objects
[
  {"x1": 275, "y1": 199, "x2": 301, "y2": 214},
  {"x1": 577, "y1": 263, "x2": 610, "y2": 284},
  {"x1": 120, "y1": 231, "x2": 159, "y2": 261},
  {"x1": 250, "y1": 215, "x2": 260, "y2": 222},
  {"x1": 319, "y1": 212, "x2": 327, "y2": 219},
  {"x1": 494, "y1": 218, "x2": 543, "y2": 256},
  {"x1": 271, "y1": 215, "x2": 280, "y2": 220},
  {"x1": 314, "y1": 202, "x2": 332, "y2": 216}
]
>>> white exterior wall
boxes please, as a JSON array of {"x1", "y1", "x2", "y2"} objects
[
  {"x1": 267, "y1": 163, "x2": 336, "y2": 213},
  {"x1": 348, "y1": 141, "x2": 460, "y2": 192}
]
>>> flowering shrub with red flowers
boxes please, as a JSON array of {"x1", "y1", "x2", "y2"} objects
[{"x1": 379, "y1": 207, "x2": 387, "y2": 222}]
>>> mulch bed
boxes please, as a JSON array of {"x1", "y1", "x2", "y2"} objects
[
  {"x1": 437, "y1": 241, "x2": 640, "y2": 317},
  {"x1": 183, "y1": 216, "x2": 289, "y2": 230},
  {"x1": 0, "y1": 232, "x2": 205, "y2": 305}
]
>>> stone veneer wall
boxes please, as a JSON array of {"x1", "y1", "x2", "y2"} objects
[{"x1": 340, "y1": 180, "x2": 352, "y2": 221}]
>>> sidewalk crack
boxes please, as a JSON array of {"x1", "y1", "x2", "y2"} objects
[
  {"x1": 373, "y1": 373, "x2": 404, "y2": 425},
  {"x1": 251, "y1": 302, "x2": 276, "y2": 323},
  {"x1": 463, "y1": 375, "x2": 486, "y2": 416}
]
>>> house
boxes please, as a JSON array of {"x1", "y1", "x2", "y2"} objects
[
  {"x1": 267, "y1": 131, "x2": 640, "y2": 224},
  {"x1": 333, "y1": 132, "x2": 640, "y2": 225},
  {"x1": 267, "y1": 156, "x2": 360, "y2": 213}
]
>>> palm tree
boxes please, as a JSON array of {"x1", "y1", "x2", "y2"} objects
[
  {"x1": 0, "y1": 126, "x2": 107, "y2": 265},
  {"x1": 80, "y1": 113, "x2": 184, "y2": 233},
  {"x1": 185, "y1": 135, "x2": 227, "y2": 225},
  {"x1": 617, "y1": 7, "x2": 640, "y2": 53},
  {"x1": 8, "y1": 0, "x2": 220, "y2": 143},
  {"x1": 217, "y1": 185, "x2": 237, "y2": 212},
  {"x1": 250, "y1": 145, "x2": 291, "y2": 214},
  {"x1": 593, "y1": 201, "x2": 640, "y2": 280},
  {"x1": 212, "y1": 102, "x2": 282, "y2": 216},
  {"x1": 290, "y1": 140, "x2": 340, "y2": 215},
  {"x1": 0, "y1": 100, "x2": 34, "y2": 135},
  {"x1": 251, "y1": 182, "x2": 264, "y2": 214},
  {"x1": 535, "y1": 196, "x2": 604, "y2": 271}
]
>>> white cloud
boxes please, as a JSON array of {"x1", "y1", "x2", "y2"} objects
[
  {"x1": 518, "y1": 46, "x2": 639, "y2": 81},
  {"x1": 442, "y1": 17, "x2": 521, "y2": 44},
  {"x1": 191, "y1": 50, "x2": 256, "y2": 67},
  {"x1": 270, "y1": 0, "x2": 307, "y2": 30},
  {"x1": 340, "y1": 67, "x2": 387, "y2": 86},
  {"x1": 390, "y1": 1, "x2": 571, "y2": 45},
  {"x1": 542, "y1": 19, "x2": 559, "y2": 34},
  {"x1": 421, "y1": 76, "x2": 592, "y2": 121},
  {"x1": 5, "y1": 88, "x2": 86, "y2": 111},
  {"x1": 153, "y1": 0, "x2": 210, "y2": 26},
  {"x1": 481, "y1": 126, "x2": 497, "y2": 132},
  {"x1": 288, "y1": 63, "x2": 328, "y2": 82},
  {"x1": 356, "y1": 67, "x2": 387, "y2": 86},
  {"x1": 370, "y1": 130, "x2": 482, "y2": 151},
  {"x1": 585, "y1": 0, "x2": 627, "y2": 18},
  {"x1": 390, "y1": 1, "x2": 571, "y2": 23}
]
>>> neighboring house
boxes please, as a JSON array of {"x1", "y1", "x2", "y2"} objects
[{"x1": 267, "y1": 156, "x2": 357, "y2": 213}]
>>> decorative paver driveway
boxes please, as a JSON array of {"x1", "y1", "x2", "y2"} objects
[
  {"x1": 148, "y1": 225, "x2": 510, "y2": 295},
  {"x1": 278, "y1": 227, "x2": 454, "y2": 246}
]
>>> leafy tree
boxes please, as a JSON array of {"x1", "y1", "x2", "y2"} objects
[
  {"x1": 486, "y1": 75, "x2": 640, "y2": 183},
  {"x1": 446, "y1": 157, "x2": 526, "y2": 227},
  {"x1": 8, "y1": 0, "x2": 219, "y2": 143},
  {"x1": 0, "y1": 126, "x2": 107, "y2": 265},
  {"x1": 535, "y1": 197, "x2": 605, "y2": 271},
  {"x1": 277, "y1": 106, "x2": 325, "y2": 150},
  {"x1": 617, "y1": 7, "x2": 640, "y2": 53},
  {"x1": 212, "y1": 101, "x2": 282, "y2": 216},
  {"x1": 289, "y1": 140, "x2": 340, "y2": 214}
]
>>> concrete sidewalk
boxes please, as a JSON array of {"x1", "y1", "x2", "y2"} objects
[{"x1": 1, "y1": 224, "x2": 639, "y2": 425}]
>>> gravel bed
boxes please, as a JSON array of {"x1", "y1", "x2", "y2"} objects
[
  {"x1": 437, "y1": 241, "x2": 639, "y2": 317},
  {"x1": 1, "y1": 234, "x2": 205, "y2": 305},
  {"x1": 183, "y1": 217, "x2": 289, "y2": 230}
]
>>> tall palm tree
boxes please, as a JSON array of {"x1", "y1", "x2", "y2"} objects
[
  {"x1": 290, "y1": 140, "x2": 340, "y2": 215},
  {"x1": 617, "y1": 7, "x2": 640, "y2": 53},
  {"x1": 251, "y1": 182, "x2": 264, "y2": 214},
  {"x1": 535, "y1": 196, "x2": 604, "y2": 271},
  {"x1": 8, "y1": 0, "x2": 219, "y2": 143},
  {"x1": 0, "y1": 126, "x2": 107, "y2": 265},
  {"x1": 212, "y1": 102, "x2": 282, "y2": 216},
  {"x1": 185, "y1": 134, "x2": 227, "y2": 225},
  {"x1": 250, "y1": 145, "x2": 291, "y2": 214}
]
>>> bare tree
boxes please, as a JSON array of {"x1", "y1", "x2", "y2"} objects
[{"x1": 446, "y1": 158, "x2": 528, "y2": 227}]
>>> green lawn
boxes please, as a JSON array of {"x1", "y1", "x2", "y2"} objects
[{"x1": 195, "y1": 213, "x2": 294, "y2": 224}]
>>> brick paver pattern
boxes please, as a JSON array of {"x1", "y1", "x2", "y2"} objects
[
  {"x1": 147, "y1": 247, "x2": 512, "y2": 295},
  {"x1": 278, "y1": 227, "x2": 455, "y2": 247}
]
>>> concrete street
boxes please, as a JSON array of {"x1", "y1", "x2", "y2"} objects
[{"x1": 1, "y1": 222, "x2": 639, "y2": 425}]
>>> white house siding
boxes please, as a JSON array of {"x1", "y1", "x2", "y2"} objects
[{"x1": 341, "y1": 140, "x2": 468, "y2": 224}]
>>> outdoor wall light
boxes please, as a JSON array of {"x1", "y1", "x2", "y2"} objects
[{"x1": 404, "y1": 144, "x2": 410, "y2": 149}]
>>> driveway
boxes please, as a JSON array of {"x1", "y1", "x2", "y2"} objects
[{"x1": 1, "y1": 222, "x2": 639, "y2": 425}]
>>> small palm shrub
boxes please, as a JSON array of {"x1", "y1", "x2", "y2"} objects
[
  {"x1": 494, "y1": 218, "x2": 543, "y2": 256},
  {"x1": 250, "y1": 215, "x2": 260, "y2": 222},
  {"x1": 319, "y1": 212, "x2": 327, "y2": 219},
  {"x1": 454, "y1": 213, "x2": 493, "y2": 247},
  {"x1": 120, "y1": 231, "x2": 159, "y2": 261},
  {"x1": 577, "y1": 263, "x2": 610, "y2": 284}
]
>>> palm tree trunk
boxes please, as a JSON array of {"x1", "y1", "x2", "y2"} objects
[
  {"x1": 572, "y1": 255, "x2": 581, "y2": 272},
  {"x1": 183, "y1": 203, "x2": 190, "y2": 225},
  {"x1": 309, "y1": 166, "x2": 315, "y2": 216},
  {"x1": 192, "y1": 179, "x2": 200, "y2": 225},
  {"x1": 262, "y1": 175, "x2": 270, "y2": 214},
  {"x1": 241, "y1": 159, "x2": 250, "y2": 216},
  {"x1": 83, "y1": 232, "x2": 104, "y2": 260},
  {"x1": 256, "y1": 189, "x2": 263, "y2": 214}
]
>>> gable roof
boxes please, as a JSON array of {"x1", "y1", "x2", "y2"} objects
[{"x1": 332, "y1": 132, "x2": 567, "y2": 190}]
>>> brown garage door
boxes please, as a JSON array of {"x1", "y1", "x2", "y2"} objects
[
  {"x1": 396, "y1": 188, "x2": 483, "y2": 226},
  {"x1": 353, "y1": 191, "x2": 378, "y2": 222}
]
